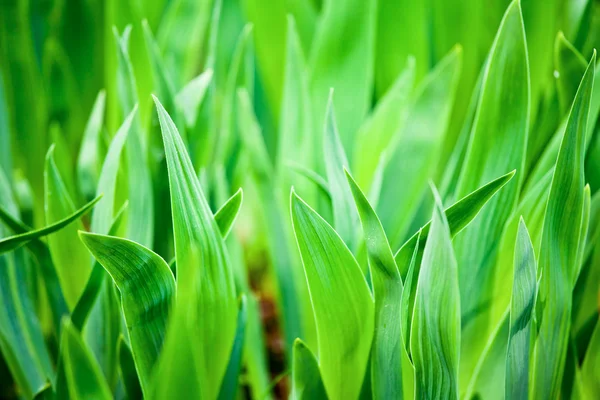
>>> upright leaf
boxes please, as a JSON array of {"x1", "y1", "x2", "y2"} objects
[
  {"x1": 554, "y1": 31, "x2": 587, "y2": 115},
  {"x1": 153, "y1": 95, "x2": 237, "y2": 398},
  {"x1": 532, "y1": 52, "x2": 596, "y2": 399},
  {"x1": 410, "y1": 186, "x2": 460, "y2": 399},
  {"x1": 79, "y1": 232, "x2": 175, "y2": 396},
  {"x1": 452, "y1": 2, "x2": 530, "y2": 385},
  {"x1": 346, "y1": 170, "x2": 404, "y2": 398},
  {"x1": 77, "y1": 91, "x2": 106, "y2": 202},
  {"x1": 505, "y1": 219, "x2": 537, "y2": 399},
  {"x1": 291, "y1": 191, "x2": 374, "y2": 399}
]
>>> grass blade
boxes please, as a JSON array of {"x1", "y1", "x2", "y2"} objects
[
  {"x1": 117, "y1": 337, "x2": 143, "y2": 400},
  {"x1": 217, "y1": 295, "x2": 248, "y2": 400},
  {"x1": 77, "y1": 91, "x2": 106, "y2": 202},
  {"x1": 214, "y1": 188, "x2": 243, "y2": 239}
]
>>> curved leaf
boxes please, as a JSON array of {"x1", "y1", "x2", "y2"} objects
[
  {"x1": 0, "y1": 194, "x2": 102, "y2": 254},
  {"x1": 291, "y1": 190, "x2": 374, "y2": 399},
  {"x1": 79, "y1": 231, "x2": 175, "y2": 396}
]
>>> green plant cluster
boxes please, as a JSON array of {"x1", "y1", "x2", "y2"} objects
[{"x1": 1, "y1": 0, "x2": 600, "y2": 399}]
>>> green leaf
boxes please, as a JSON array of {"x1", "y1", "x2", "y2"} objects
[
  {"x1": 91, "y1": 107, "x2": 135, "y2": 236},
  {"x1": 377, "y1": 46, "x2": 462, "y2": 248},
  {"x1": 345, "y1": 169, "x2": 404, "y2": 398},
  {"x1": 58, "y1": 319, "x2": 112, "y2": 400},
  {"x1": 290, "y1": 339, "x2": 326, "y2": 400},
  {"x1": 353, "y1": 58, "x2": 415, "y2": 188},
  {"x1": 309, "y1": 0, "x2": 376, "y2": 156},
  {"x1": 394, "y1": 170, "x2": 515, "y2": 279},
  {"x1": 113, "y1": 26, "x2": 154, "y2": 248},
  {"x1": 291, "y1": 190, "x2": 374, "y2": 399},
  {"x1": 79, "y1": 231, "x2": 175, "y2": 396},
  {"x1": 175, "y1": 69, "x2": 213, "y2": 128},
  {"x1": 217, "y1": 295, "x2": 247, "y2": 400},
  {"x1": 214, "y1": 188, "x2": 243, "y2": 239},
  {"x1": 452, "y1": 1, "x2": 530, "y2": 385},
  {"x1": 410, "y1": 185, "x2": 460, "y2": 399},
  {"x1": 77, "y1": 90, "x2": 106, "y2": 202},
  {"x1": 44, "y1": 146, "x2": 91, "y2": 309},
  {"x1": 71, "y1": 201, "x2": 128, "y2": 331},
  {"x1": 278, "y1": 15, "x2": 314, "y2": 196},
  {"x1": 505, "y1": 219, "x2": 537, "y2": 399},
  {"x1": 117, "y1": 337, "x2": 143, "y2": 400},
  {"x1": 554, "y1": 31, "x2": 587, "y2": 115},
  {"x1": 153, "y1": 95, "x2": 237, "y2": 398},
  {"x1": 532, "y1": 52, "x2": 596, "y2": 399},
  {"x1": 0, "y1": 194, "x2": 102, "y2": 255},
  {"x1": 580, "y1": 319, "x2": 600, "y2": 397},
  {"x1": 323, "y1": 94, "x2": 359, "y2": 251},
  {"x1": 0, "y1": 170, "x2": 53, "y2": 399}
]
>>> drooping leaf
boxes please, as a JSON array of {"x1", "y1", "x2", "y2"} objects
[
  {"x1": 452, "y1": 1, "x2": 530, "y2": 385},
  {"x1": 44, "y1": 146, "x2": 92, "y2": 309},
  {"x1": 57, "y1": 319, "x2": 112, "y2": 400},
  {"x1": 291, "y1": 190, "x2": 374, "y2": 399},
  {"x1": 394, "y1": 170, "x2": 515, "y2": 279},
  {"x1": 0, "y1": 194, "x2": 102, "y2": 254},
  {"x1": 505, "y1": 219, "x2": 537, "y2": 399},
  {"x1": 345, "y1": 169, "x2": 404, "y2": 398},
  {"x1": 532, "y1": 52, "x2": 596, "y2": 399},
  {"x1": 377, "y1": 46, "x2": 462, "y2": 248},
  {"x1": 71, "y1": 201, "x2": 128, "y2": 331},
  {"x1": 152, "y1": 95, "x2": 237, "y2": 398},
  {"x1": 410, "y1": 186, "x2": 460, "y2": 399},
  {"x1": 79, "y1": 231, "x2": 175, "y2": 396},
  {"x1": 290, "y1": 339, "x2": 326, "y2": 400}
]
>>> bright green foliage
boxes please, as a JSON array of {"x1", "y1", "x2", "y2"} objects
[
  {"x1": 153, "y1": 95, "x2": 237, "y2": 398},
  {"x1": 411, "y1": 186, "x2": 460, "y2": 399},
  {"x1": 291, "y1": 191, "x2": 374, "y2": 399},
  {"x1": 532, "y1": 52, "x2": 596, "y2": 399},
  {"x1": 2, "y1": 0, "x2": 600, "y2": 398},
  {"x1": 346, "y1": 170, "x2": 404, "y2": 398}
]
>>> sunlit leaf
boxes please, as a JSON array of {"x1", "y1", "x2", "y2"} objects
[
  {"x1": 291, "y1": 190, "x2": 374, "y2": 399},
  {"x1": 290, "y1": 339, "x2": 326, "y2": 400}
]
